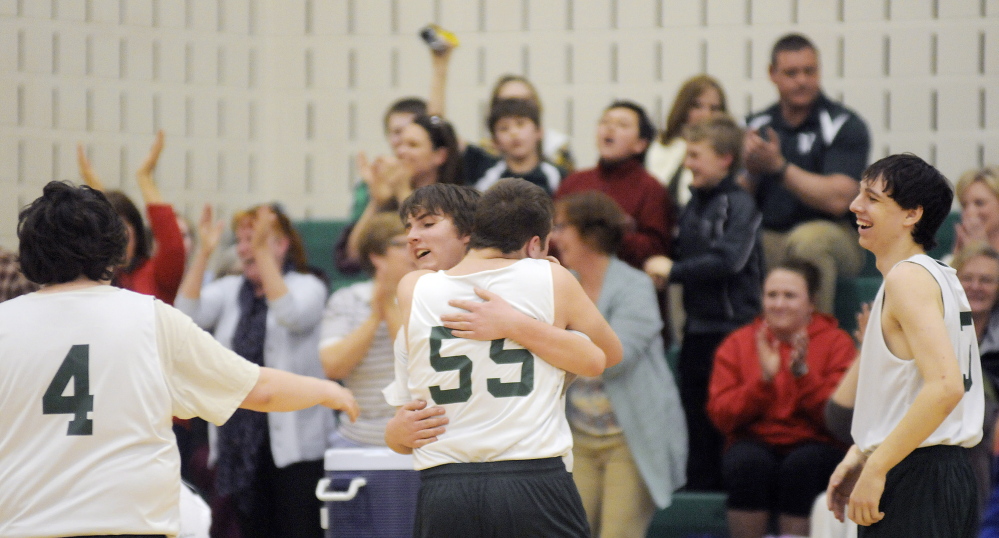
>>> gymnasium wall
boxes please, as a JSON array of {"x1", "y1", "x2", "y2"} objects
[{"x1": 2, "y1": 0, "x2": 997, "y2": 249}]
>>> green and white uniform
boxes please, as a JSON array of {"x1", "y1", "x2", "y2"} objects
[{"x1": 0, "y1": 286, "x2": 258, "y2": 538}]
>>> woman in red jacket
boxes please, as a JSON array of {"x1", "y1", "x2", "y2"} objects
[
  {"x1": 708, "y1": 259, "x2": 855, "y2": 538},
  {"x1": 77, "y1": 131, "x2": 185, "y2": 304}
]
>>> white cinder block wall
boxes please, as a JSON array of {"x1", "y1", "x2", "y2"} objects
[{"x1": 2, "y1": 0, "x2": 997, "y2": 249}]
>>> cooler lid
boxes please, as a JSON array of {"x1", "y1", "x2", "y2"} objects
[{"x1": 324, "y1": 447, "x2": 415, "y2": 471}]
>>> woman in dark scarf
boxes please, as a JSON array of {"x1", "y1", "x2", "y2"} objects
[{"x1": 176, "y1": 204, "x2": 332, "y2": 538}]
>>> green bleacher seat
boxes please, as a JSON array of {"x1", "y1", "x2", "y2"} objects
[
  {"x1": 294, "y1": 219, "x2": 367, "y2": 293},
  {"x1": 646, "y1": 491, "x2": 728, "y2": 538},
  {"x1": 927, "y1": 210, "x2": 960, "y2": 261}
]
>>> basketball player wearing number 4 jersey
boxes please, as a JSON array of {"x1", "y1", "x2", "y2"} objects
[
  {"x1": 384, "y1": 178, "x2": 622, "y2": 537},
  {"x1": 0, "y1": 182, "x2": 358, "y2": 538},
  {"x1": 825, "y1": 155, "x2": 984, "y2": 537}
]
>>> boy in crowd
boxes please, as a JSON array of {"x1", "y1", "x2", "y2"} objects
[
  {"x1": 827, "y1": 154, "x2": 983, "y2": 536},
  {"x1": 555, "y1": 100, "x2": 671, "y2": 271},
  {"x1": 0, "y1": 182, "x2": 358, "y2": 537},
  {"x1": 644, "y1": 115, "x2": 764, "y2": 490},
  {"x1": 384, "y1": 178, "x2": 621, "y2": 535},
  {"x1": 469, "y1": 98, "x2": 566, "y2": 195}
]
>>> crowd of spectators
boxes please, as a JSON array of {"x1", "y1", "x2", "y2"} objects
[{"x1": 4, "y1": 27, "x2": 996, "y2": 538}]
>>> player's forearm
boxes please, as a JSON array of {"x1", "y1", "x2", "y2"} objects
[
  {"x1": 510, "y1": 318, "x2": 607, "y2": 377},
  {"x1": 384, "y1": 411, "x2": 416, "y2": 454},
  {"x1": 864, "y1": 377, "x2": 965, "y2": 476},
  {"x1": 241, "y1": 367, "x2": 344, "y2": 412}
]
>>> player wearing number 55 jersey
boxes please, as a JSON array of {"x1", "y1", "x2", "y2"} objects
[
  {"x1": 384, "y1": 178, "x2": 622, "y2": 537},
  {"x1": 0, "y1": 182, "x2": 358, "y2": 538},
  {"x1": 397, "y1": 257, "x2": 572, "y2": 470}
]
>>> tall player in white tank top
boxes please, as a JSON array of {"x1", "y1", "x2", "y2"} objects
[{"x1": 826, "y1": 155, "x2": 984, "y2": 535}]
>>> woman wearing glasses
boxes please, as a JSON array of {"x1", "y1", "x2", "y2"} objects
[{"x1": 320, "y1": 212, "x2": 415, "y2": 447}]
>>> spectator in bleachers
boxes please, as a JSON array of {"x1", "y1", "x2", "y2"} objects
[
  {"x1": 552, "y1": 191, "x2": 687, "y2": 538},
  {"x1": 176, "y1": 204, "x2": 332, "y2": 538},
  {"x1": 347, "y1": 98, "x2": 428, "y2": 224},
  {"x1": 341, "y1": 114, "x2": 463, "y2": 271},
  {"x1": 467, "y1": 98, "x2": 566, "y2": 195},
  {"x1": 743, "y1": 33, "x2": 870, "y2": 314},
  {"x1": 77, "y1": 131, "x2": 186, "y2": 305},
  {"x1": 646, "y1": 74, "x2": 728, "y2": 211},
  {"x1": 0, "y1": 247, "x2": 39, "y2": 302},
  {"x1": 485, "y1": 74, "x2": 575, "y2": 172},
  {"x1": 333, "y1": 98, "x2": 428, "y2": 275},
  {"x1": 953, "y1": 244, "x2": 999, "y2": 516},
  {"x1": 644, "y1": 115, "x2": 763, "y2": 491},
  {"x1": 555, "y1": 101, "x2": 672, "y2": 271},
  {"x1": 423, "y1": 40, "x2": 566, "y2": 193},
  {"x1": 709, "y1": 260, "x2": 853, "y2": 538},
  {"x1": 319, "y1": 212, "x2": 414, "y2": 447},
  {"x1": 952, "y1": 166, "x2": 999, "y2": 259}
]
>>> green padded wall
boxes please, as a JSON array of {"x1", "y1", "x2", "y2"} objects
[{"x1": 294, "y1": 220, "x2": 367, "y2": 293}]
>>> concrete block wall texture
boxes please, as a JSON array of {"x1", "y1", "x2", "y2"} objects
[{"x1": 1, "y1": 0, "x2": 998, "y2": 248}]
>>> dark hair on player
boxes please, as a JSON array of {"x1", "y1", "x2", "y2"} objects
[
  {"x1": 103, "y1": 190, "x2": 149, "y2": 270},
  {"x1": 399, "y1": 183, "x2": 481, "y2": 239},
  {"x1": 18, "y1": 181, "x2": 127, "y2": 285},
  {"x1": 469, "y1": 178, "x2": 553, "y2": 254},
  {"x1": 862, "y1": 153, "x2": 953, "y2": 251}
]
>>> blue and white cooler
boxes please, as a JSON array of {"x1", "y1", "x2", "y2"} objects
[{"x1": 316, "y1": 447, "x2": 419, "y2": 537}]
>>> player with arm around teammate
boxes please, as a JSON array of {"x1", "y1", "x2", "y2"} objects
[
  {"x1": 0, "y1": 182, "x2": 358, "y2": 538},
  {"x1": 384, "y1": 178, "x2": 622, "y2": 536},
  {"x1": 825, "y1": 154, "x2": 984, "y2": 536},
  {"x1": 383, "y1": 182, "x2": 619, "y2": 452}
]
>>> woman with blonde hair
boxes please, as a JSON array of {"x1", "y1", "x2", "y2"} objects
[
  {"x1": 176, "y1": 203, "x2": 331, "y2": 538},
  {"x1": 646, "y1": 75, "x2": 728, "y2": 209},
  {"x1": 952, "y1": 165, "x2": 999, "y2": 257}
]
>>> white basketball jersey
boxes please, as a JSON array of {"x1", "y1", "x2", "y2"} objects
[
  {"x1": 852, "y1": 254, "x2": 984, "y2": 453},
  {"x1": 0, "y1": 286, "x2": 257, "y2": 537},
  {"x1": 394, "y1": 258, "x2": 572, "y2": 471}
]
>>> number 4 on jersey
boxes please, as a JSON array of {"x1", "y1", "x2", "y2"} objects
[{"x1": 43, "y1": 344, "x2": 94, "y2": 435}]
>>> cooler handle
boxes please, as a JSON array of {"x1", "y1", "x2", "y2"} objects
[{"x1": 315, "y1": 477, "x2": 368, "y2": 502}]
